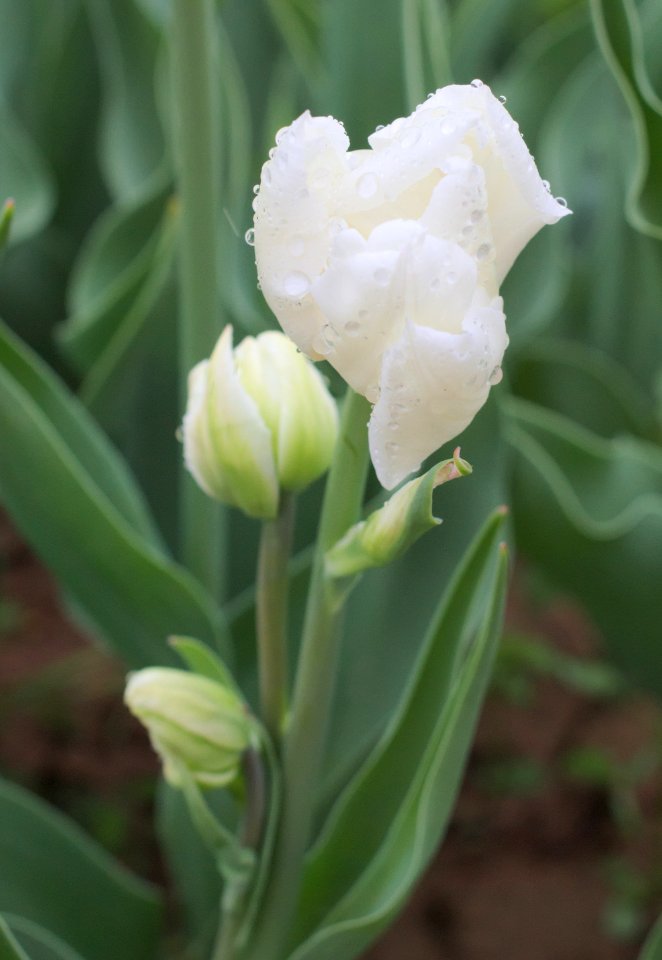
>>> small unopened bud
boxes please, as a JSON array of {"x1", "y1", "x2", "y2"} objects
[
  {"x1": 182, "y1": 325, "x2": 338, "y2": 519},
  {"x1": 124, "y1": 668, "x2": 254, "y2": 789},
  {"x1": 326, "y1": 449, "x2": 472, "y2": 577}
]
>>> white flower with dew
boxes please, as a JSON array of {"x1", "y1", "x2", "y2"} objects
[{"x1": 253, "y1": 81, "x2": 570, "y2": 489}]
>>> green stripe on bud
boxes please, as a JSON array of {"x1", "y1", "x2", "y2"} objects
[
  {"x1": 326, "y1": 448, "x2": 472, "y2": 577},
  {"x1": 124, "y1": 667, "x2": 254, "y2": 789}
]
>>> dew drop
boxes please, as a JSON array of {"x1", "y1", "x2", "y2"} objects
[
  {"x1": 476, "y1": 242, "x2": 492, "y2": 262},
  {"x1": 244, "y1": 228, "x2": 255, "y2": 246},
  {"x1": 498, "y1": 94, "x2": 507, "y2": 104},
  {"x1": 542, "y1": 179, "x2": 551, "y2": 191},
  {"x1": 375, "y1": 124, "x2": 385, "y2": 131},
  {"x1": 284, "y1": 271, "x2": 310, "y2": 297},
  {"x1": 374, "y1": 267, "x2": 390, "y2": 286},
  {"x1": 357, "y1": 172, "x2": 379, "y2": 199},
  {"x1": 385, "y1": 441, "x2": 399, "y2": 454},
  {"x1": 440, "y1": 118, "x2": 456, "y2": 136},
  {"x1": 470, "y1": 78, "x2": 484, "y2": 88},
  {"x1": 252, "y1": 184, "x2": 260, "y2": 195},
  {"x1": 556, "y1": 196, "x2": 568, "y2": 207},
  {"x1": 488, "y1": 365, "x2": 503, "y2": 385},
  {"x1": 470, "y1": 209, "x2": 484, "y2": 224},
  {"x1": 387, "y1": 420, "x2": 398, "y2": 432},
  {"x1": 446, "y1": 271, "x2": 458, "y2": 285},
  {"x1": 345, "y1": 320, "x2": 361, "y2": 336}
]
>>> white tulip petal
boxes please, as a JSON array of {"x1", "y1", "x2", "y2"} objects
[
  {"x1": 430, "y1": 83, "x2": 571, "y2": 281},
  {"x1": 312, "y1": 222, "x2": 478, "y2": 396},
  {"x1": 369, "y1": 296, "x2": 508, "y2": 489},
  {"x1": 253, "y1": 112, "x2": 350, "y2": 356}
]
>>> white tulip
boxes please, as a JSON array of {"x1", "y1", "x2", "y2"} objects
[{"x1": 253, "y1": 81, "x2": 570, "y2": 489}]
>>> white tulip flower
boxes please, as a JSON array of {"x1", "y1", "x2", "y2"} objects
[{"x1": 253, "y1": 81, "x2": 570, "y2": 489}]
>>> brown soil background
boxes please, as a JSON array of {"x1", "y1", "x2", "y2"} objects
[{"x1": 1, "y1": 513, "x2": 661, "y2": 960}]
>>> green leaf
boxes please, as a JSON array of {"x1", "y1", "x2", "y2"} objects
[
  {"x1": 170, "y1": 635, "x2": 238, "y2": 691},
  {"x1": 61, "y1": 178, "x2": 171, "y2": 370},
  {"x1": 0, "y1": 198, "x2": 14, "y2": 251},
  {"x1": 0, "y1": 321, "x2": 227, "y2": 667},
  {"x1": 0, "y1": 104, "x2": 55, "y2": 244},
  {"x1": 0, "y1": 778, "x2": 162, "y2": 960},
  {"x1": 85, "y1": 0, "x2": 166, "y2": 201},
  {"x1": 590, "y1": 0, "x2": 662, "y2": 239},
  {"x1": 156, "y1": 784, "x2": 221, "y2": 960},
  {"x1": 505, "y1": 397, "x2": 662, "y2": 696},
  {"x1": 289, "y1": 509, "x2": 508, "y2": 958},
  {"x1": 639, "y1": 913, "x2": 662, "y2": 960},
  {"x1": 0, "y1": 320, "x2": 160, "y2": 544},
  {"x1": 0, "y1": 917, "x2": 29, "y2": 960},
  {"x1": 2, "y1": 917, "x2": 86, "y2": 960}
]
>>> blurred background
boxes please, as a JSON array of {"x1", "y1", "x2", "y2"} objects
[{"x1": 0, "y1": 0, "x2": 661, "y2": 957}]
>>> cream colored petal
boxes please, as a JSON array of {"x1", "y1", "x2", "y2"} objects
[
  {"x1": 430, "y1": 82, "x2": 571, "y2": 282},
  {"x1": 312, "y1": 221, "x2": 479, "y2": 398},
  {"x1": 253, "y1": 112, "x2": 350, "y2": 356},
  {"x1": 235, "y1": 331, "x2": 338, "y2": 490},
  {"x1": 206, "y1": 326, "x2": 279, "y2": 518},
  {"x1": 369, "y1": 295, "x2": 508, "y2": 489}
]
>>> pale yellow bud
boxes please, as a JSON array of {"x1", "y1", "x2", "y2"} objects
[
  {"x1": 124, "y1": 668, "x2": 253, "y2": 789},
  {"x1": 182, "y1": 326, "x2": 338, "y2": 519}
]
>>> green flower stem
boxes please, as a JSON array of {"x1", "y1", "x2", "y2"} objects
[
  {"x1": 257, "y1": 493, "x2": 296, "y2": 746},
  {"x1": 169, "y1": 0, "x2": 224, "y2": 598},
  {"x1": 247, "y1": 388, "x2": 371, "y2": 959},
  {"x1": 212, "y1": 748, "x2": 267, "y2": 960}
]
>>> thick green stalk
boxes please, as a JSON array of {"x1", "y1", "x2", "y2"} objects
[
  {"x1": 257, "y1": 493, "x2": 296, "y2": 746},
  {"x1": 247, "y1": 389, "x2": 371, "y2": 959},
  {"x1": 169, "y1": 0, "x2": 224, "y2": 597}
]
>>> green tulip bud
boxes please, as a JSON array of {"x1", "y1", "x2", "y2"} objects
[
  {"x1": 124, "y1": 668, "x2": 254, "y2": 789},
  {"x1": 326, "y1": 449, "x2": 472, "y2": 577},
  {"x1": 182, "y1": 325, "x2": 339, "y2": 519}
]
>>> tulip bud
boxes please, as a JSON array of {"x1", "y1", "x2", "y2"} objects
[
  {"x1": 124, "y1": 668, "x2": 254, "y2": 789},
  {"x1": 182, "y1": 325, "x2": 338, "y2": 519},
  {"x1": 326, "y1": 449, "x2": 472, "y2": 577}
]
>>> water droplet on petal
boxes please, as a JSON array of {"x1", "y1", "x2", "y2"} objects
[
  {"x1": 440, "y1": 118, "x2": 455, "y2": 136},
  {"x1": 252, "y1": 184, "x2": 260, "y2": 195},
  {"x1": 470, "y1": 209, "x2": 483, "y2": 224},
  {"x1": 374, "y1": 267, "x2": 390, "y2": 286},
  {"x1": 284, "y1": 271, "x2": 310, "y2": 297},
  {"x1": 263, "y1": 168, "x2": 272, "y2": 185},
  {"x1": 556, "y1": 196, "x2": 568, "y2": 207},
  {"x1": 446, "y1": 271, "x2": 457, "y2": 285},
  {"x1": 387, "y1": 420, "x2": 398, "y2": 432},
  {"x1": 489, "y1": 365, "x2": 503, "y2": 385},
  {"x1": 357, "y1": 172, "x2": 379, "y2": 199},
  {"x1": 385, "y1": 441, "x2": 399, "y2": 454},
  {"x1": 244, "y1": 228, "x2": 255, "y2": 246},
  {"x1": 542, "y1": 179, "x2": 551, "y2": 191},
  {"x1": 470, "y1": 78, "x2": 484, "y2": 88},
  {"x1": 498, "y1": 94, "x2": 507, "y2": 104},
  {"x1": 476, "y1": 242, "x2": 493, "y2": 262},
  {"x1": 345, "y1": 320, "x2": 361, "y2": 336}
]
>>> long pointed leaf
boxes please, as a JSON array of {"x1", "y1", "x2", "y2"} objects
[{"x1": 288, "y1": 509, "x2": 508, "y2": 956}]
